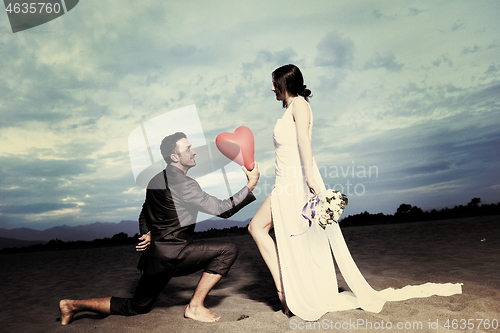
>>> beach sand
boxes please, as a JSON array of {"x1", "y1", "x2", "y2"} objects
[{"x1": 0, "y1": 215, "x2": 499, "y2": 332}]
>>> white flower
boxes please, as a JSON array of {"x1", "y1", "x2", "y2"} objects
[
  {"x1": 333, "y1": 211, "x2": 340, "y2": 221},
  {"x1": 325, "y1": 189, "x2": 335, "y2": 197}
]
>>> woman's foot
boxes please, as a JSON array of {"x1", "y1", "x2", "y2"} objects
[{"x1": 277, "y1": 290, "x2": 291, "y2": 316}]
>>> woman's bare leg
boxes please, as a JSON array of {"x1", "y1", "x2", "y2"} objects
[{"x1": 248, "y1": 194, "x2": 282, "y2": 292}]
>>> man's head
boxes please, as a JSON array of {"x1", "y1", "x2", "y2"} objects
[{"x1": 160, "y1": 132, "x2": 196, "y2": 172}]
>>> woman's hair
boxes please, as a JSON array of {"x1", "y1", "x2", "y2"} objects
[
  {"x1": 272, "y1": 64, "x2": 312, "y2": 108},
  {"x1": 160, "y1": 132, "x2": 187, "y2": 164}
]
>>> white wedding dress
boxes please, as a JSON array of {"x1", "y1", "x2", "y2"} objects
[{"x1": 270, "y1": 97, "x2": 462, "y2": 321}]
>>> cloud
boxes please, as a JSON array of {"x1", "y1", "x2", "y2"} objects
[
  {"x1": 432, "y1": 55, "x2": 454, "y2": 67},
  {"x1": 315, "y1": 69, "x2": 348, "y2": 93},
  {"x1": 484, "y1": 64, "x2": 498, "y2": 75},
  {"x1": 398, "y1": 162, "x2": 451, "y2": 176},
  {"x1": 0, "y1": 203, "x2": 77, "y2": 215},
  {"x1": 322, "y1": 109, "x2": 500, "y2": 212},
  {"x1": 0, "y1": 37, "x2": 113, "y2": 131},
  {"x1": 408, "y1": 8, "x2": 424, "y2": 16},
  {"x1": 461, "y1": 44, "x2": 479, "y2": 55},
  {"x1": 372, "y1": 9, "x2": 383, "y2": 19},
  {"x1": 315, "y1": 31, "x2": 355, "y2": 68},
  {"x1": 311, "y1": 77, "x2": 500, "y2": 180},
  {"x1": 371, "y1": 9, "x2": 396, "y2": 20},
  {"x1": 0, "y1": 150, "x2": 141, "y2": 228},
  {"x1": 1, "y1": 1, "x2": 500, "y2": 228},
  {"x1": 363, "y1": 53, "x2": 404, "y2": 72},
  {"x1": 0, "y1": 154, "x2": 92, "y2": 183},
  {"x1": 451, "y1": 21, "x2": 465, "y2": 31},
  {"x1": 243, "y1": 47, "x2": 297, "y2": 70}
]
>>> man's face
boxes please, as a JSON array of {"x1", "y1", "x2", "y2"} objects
[{"x1": 175, "y1": 138, "x2": 196, "y2": 168}]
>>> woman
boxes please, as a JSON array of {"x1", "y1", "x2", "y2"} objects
[{"x1": 248, "y1": 64, "x2": 461, "y2": 321}]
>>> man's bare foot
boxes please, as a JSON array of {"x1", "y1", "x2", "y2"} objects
[
  {"x1": 59, "y1": 299, "x2": 76, "y2": 325},
  {"x1": 184, "y1": 304, "x2": 220, "y2": 322}
]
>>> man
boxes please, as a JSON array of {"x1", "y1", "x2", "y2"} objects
[{"x1": 59, "y1": 132, "x2": 259, "y2": 324}]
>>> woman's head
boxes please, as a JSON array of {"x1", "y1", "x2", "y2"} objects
[{"x1": 272, "y1": 64, "x2": 312, "y2": 108}]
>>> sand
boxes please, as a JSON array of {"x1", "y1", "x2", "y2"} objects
[{"x1": 0, "y1": 215, "x2": 499, "y2": 333}]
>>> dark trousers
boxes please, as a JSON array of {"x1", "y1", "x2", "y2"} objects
[{"x1": 110, "y1": 240, "x2": 238, "y2": 315}]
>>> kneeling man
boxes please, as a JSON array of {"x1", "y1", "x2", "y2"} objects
[{"x1": 60, "y1": 132, "x2": 259, "y2": 324}]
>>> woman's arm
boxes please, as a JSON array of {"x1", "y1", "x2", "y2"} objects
[{"x1": 292, "y1": 98, "x2": 320, "y2": 195}]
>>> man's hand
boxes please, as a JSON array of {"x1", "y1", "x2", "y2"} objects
[
  {"x1": 243, "y1": 162, "x2": 260, "y2": 191},
  {"x1": 136, "y1": 232, "x2": 151, "y2": 252}
]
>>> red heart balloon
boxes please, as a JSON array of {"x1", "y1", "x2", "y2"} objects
[{"x1": 216, "y1": 126, "x2": 255, "y2": 170}]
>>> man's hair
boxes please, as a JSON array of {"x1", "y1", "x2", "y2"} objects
[{"x1": 160, "y1": 132, "x2": 187, "y2": 164}]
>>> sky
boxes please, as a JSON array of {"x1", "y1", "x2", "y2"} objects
[{"x1": 0, "y1": 0, "x2": 499, "y2": 230}]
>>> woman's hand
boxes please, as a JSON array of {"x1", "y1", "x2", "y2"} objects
[
  {"x1": 306, "y1": 178, "x2": 320, "y2": 197},
  {"x1": 136, "y1": 232, "x2": 151, "y2": 252}
]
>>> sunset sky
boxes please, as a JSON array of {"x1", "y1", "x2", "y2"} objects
[{"x1": 1, "y1": 1, "x2": 499, "y2": 230}]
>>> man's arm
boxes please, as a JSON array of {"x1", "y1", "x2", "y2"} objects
[
  {"x1": 138, "y1": 203, "x2": 150, "y2": 235},
  {"x1": 183, "y1": 180, "x2": 255, "y2": 218},
  {"x1": 183, "y1": 164, "x2": 260, "y2": 218}
]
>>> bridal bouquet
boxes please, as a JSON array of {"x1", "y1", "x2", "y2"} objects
[
  {"x1": 316, "y1": 189, "x2": 348, "y2": 229},
  {"x1": 302, "y1": 189, "x2": 348, "y2": 231}
]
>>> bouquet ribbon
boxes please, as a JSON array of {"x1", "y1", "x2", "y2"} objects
[{"x1": 291, "y1": 195, "x2": 320, "y2": 237}]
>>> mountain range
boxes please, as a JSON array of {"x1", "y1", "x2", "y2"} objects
[{"x1": 0, "y1": 219, "x2": 250, "y2": 249}]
